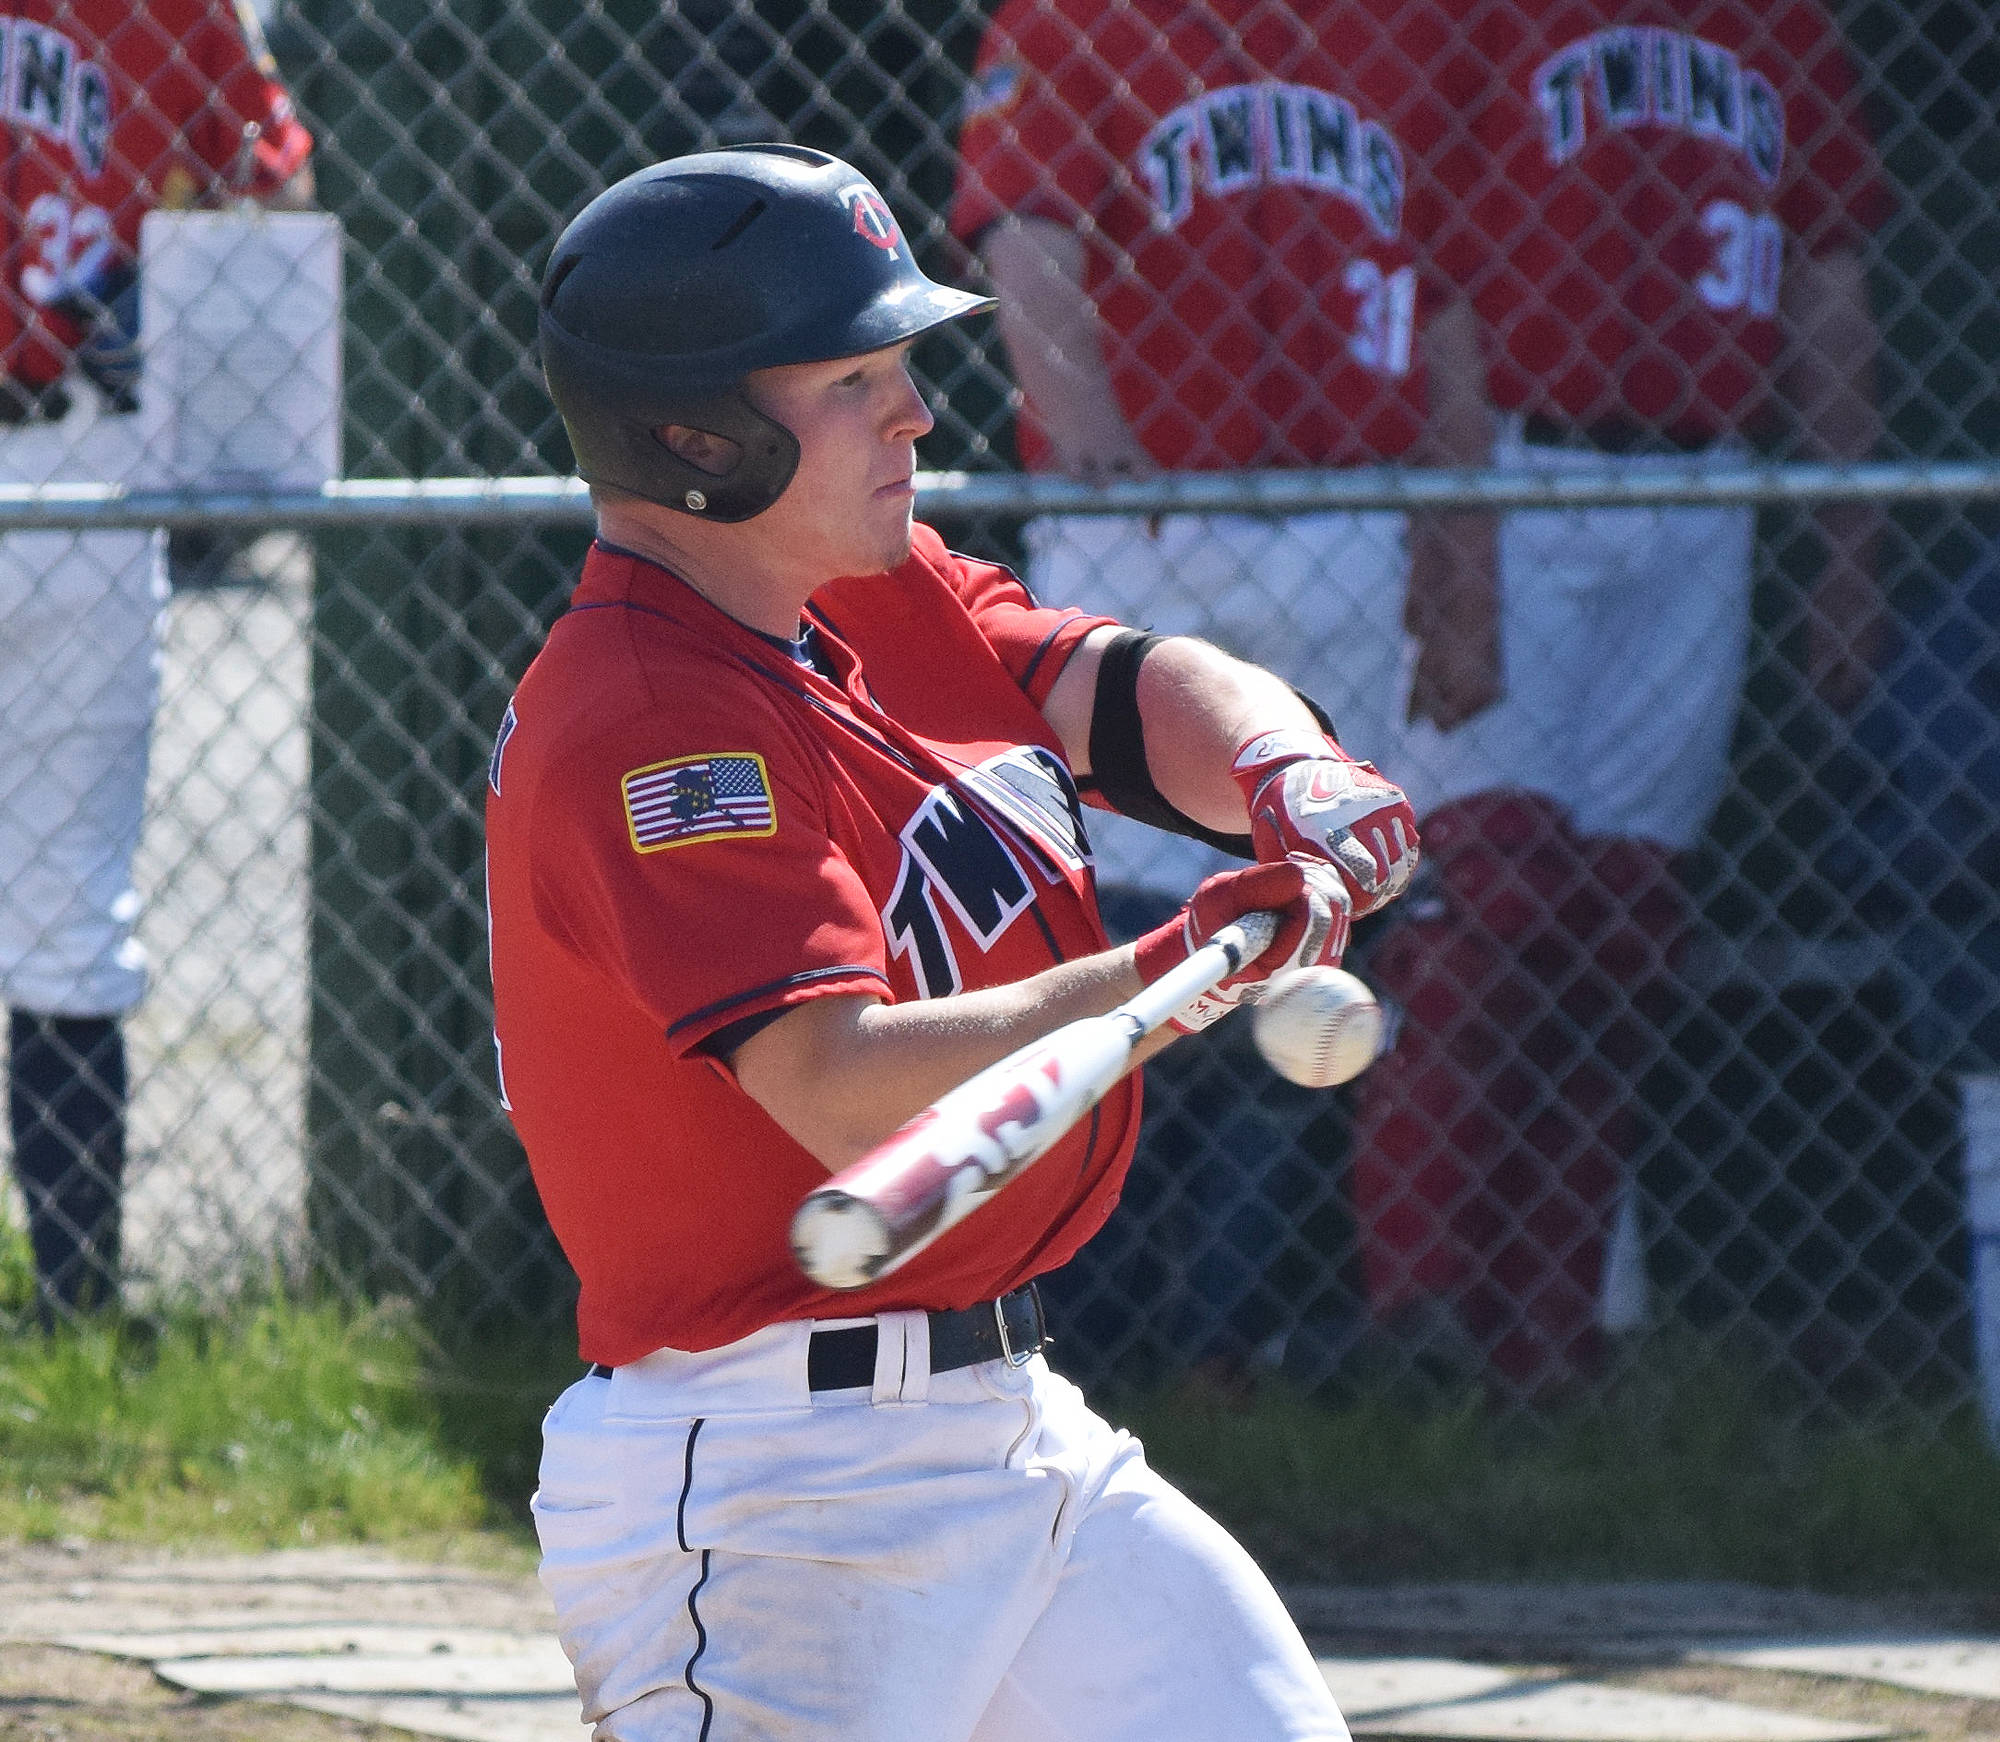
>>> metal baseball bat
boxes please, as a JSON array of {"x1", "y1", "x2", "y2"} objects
[{"x1": 789, "y1": 910, "x2": 1281, "y2": 1291}]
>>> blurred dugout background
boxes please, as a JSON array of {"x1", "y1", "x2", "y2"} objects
[{"x1": 3, "y1": 0, "x2": 1997, "y2": 1423}]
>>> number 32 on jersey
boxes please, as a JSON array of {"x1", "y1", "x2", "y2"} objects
[{"x1": 20, "y1": 192, "x2": 117, "y2": 305}]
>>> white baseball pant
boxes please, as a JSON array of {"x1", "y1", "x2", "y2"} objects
[
  {"x1": 1396, "y1": 418, "x2": 1756, "y2": 852},
  {"x1": 535, "y1": 1314, "x2": 1350, "y2": 1742},
  {"x1": 0, "y1": 394, "x2": 165, "y2": 1017},
  {"x1": 1023, "y1": 510, "x2": 1411, "y2": 897}
]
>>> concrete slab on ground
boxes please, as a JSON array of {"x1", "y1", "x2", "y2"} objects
[
  {"x1": 1692, "y1": 1639, "x2": 2000, "y2": 1702},
  {"x1": 1282, "y1": 1584, "x2": 1980, "y2": 1656},
  {"x1": 1320, "y1": 1658, "x2": 1520, "y2": 1715},
  {"x1": 152, "y1": 1648, "x2": 574, "y2": 1697},
  {"x1": 0, "y1": 1545, "x2": 555, "y2": 1642},
  {"x1": 59, "y1": 1625, "x2": 562, "y2": 1662},
  {"x1": 1342, "y1": 1679, "x2": 1894, "y2": 1742}
]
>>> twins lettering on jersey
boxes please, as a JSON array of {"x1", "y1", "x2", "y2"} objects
[
  {"x1": 1142, "y1": 80, "x2": 1403, "y2": 240},
  {"x1": 1535, "y1": 29, "x2": 1784, "y2": 184},
  {"x1": 0, "y1": 18, "x2": 113, "y2": 176},
  {"x1": 884, "y1": 747, "x2": 1089, "y2": 1000}
]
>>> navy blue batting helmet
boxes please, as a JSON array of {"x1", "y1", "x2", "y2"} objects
[{"x1": 539, "y1": 145, "x2": 993, "y2": 522}]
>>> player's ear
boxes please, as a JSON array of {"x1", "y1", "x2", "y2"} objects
[{"x1": 657, "y1": 424, "x2": 743, "y2": 477}]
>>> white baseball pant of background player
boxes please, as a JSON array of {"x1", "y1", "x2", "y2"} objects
[
  {"x1": 1394, "y1": 416, "x2": 1757, "y2": 852},
  {"x1": 1389, "y1": 417, "x2": 1757, "y2": 1337},
  {"x1": 535, "y1": 1324, "x2": 1350, "y2": 1741},
  {"x1": 1024, "y1": 509, "x2": 1412, "y2": 897},
  {"x1": 0, "y1": 209, "x2": 342, "y2": 1024},
  {"x1": 0, "y1": 392, "x2": 164, "y2": 1019}
]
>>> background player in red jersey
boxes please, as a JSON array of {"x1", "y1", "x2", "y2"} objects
[
  {"x1": 488, "y1": 147, "x2": 1412, "y2": 1739},
  {"x1": 0, "y1": 0, "x2": 311, "y2": 1315},
  {"x1": 952, "y1": 0, "x2": 1456, "y2": 903},
  {"x1": 1349, "y1": 0, "x2": 1892, "y2": 1393},
  {"x1": 951, "y1": 0, "x2": 1442, "y2": 1381}
]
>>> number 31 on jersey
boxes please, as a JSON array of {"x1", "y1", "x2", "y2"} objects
[{"x1": 1345, "y1": 259, "x2": 1417, "y2": 377}]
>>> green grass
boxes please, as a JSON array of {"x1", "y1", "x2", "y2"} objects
[
  {"x1": 1120, "y1": 1346, "x2": 2000, "y2": 1599},
  {"x1": 0, "y1": 1293, "x2": 506, "y2": 1556},
  {"x1": 3, "y1": 1276, "x2": 1997, "y2": 1605}
]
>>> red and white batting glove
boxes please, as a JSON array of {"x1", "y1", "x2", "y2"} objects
[
  {"x1": 1231, "y1": 727, "x2": 1420, "y2": 918},
  {"x1": 1132, "y1": 856, "x2": 1353, "y2": 1034}
]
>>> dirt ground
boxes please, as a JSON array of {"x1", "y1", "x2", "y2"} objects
[
  {"x1": 0, "y1": 1641, "x2": 409, "y2": 1742},
  {"x1": 11, "y1": 1639, "x2": 2000, "y2": 1742},
  {"x1": 4, "y1": 1543, "x2": 1999, "y2": 1742}
]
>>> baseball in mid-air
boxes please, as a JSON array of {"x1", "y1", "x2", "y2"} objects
[{"x1": 1250, "y1": 967, "x2": 1384, "y2": 1088}]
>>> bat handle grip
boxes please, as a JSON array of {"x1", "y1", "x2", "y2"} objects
[
  {"x1": 1120, "y1": 907, "x2": 1282, "y2": 1035},
  {"x1": 1211, "y1": 908, "x2": 1280, "y2": 969}
]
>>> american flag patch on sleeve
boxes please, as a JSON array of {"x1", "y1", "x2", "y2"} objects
[{"x1": 622, "y1": 752, "x2": 777, "y2": 852}]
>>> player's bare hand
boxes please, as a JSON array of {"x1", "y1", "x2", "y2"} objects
[
  {"x1": 1229, "y1": 728, "x2": 1419, "y2": 917},
  {"x1": 1405, "y1": 511, "x2": 1502, "y2": 729},
  {"x1": 1133, "y1": 856, "x2": 1351, "y2": 1033},
  {"x1": 1056, "y1": 428, "x2": 1155, "y2": 486}
]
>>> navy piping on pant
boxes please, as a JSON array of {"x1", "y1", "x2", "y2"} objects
[
  {"x1": 686, "y1": 1549, "x2": 715, "y2": 1741},
  {"x1": 676, "y1": 1419, "x2": 714, "y2": 1737}
]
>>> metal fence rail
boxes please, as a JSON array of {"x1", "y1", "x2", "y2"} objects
[
  {"x1": 1, "y1": 458, "x2": 2000, "y2": 531},
  {"x1": 0, "y1": 0, "x2": 1995, "y2": 1426}
]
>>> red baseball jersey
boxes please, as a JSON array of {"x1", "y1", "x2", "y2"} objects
[
  {"x1": 486, "y1": 527, "x2": 1131, "y2": 1364},
  {"x1": 1435, "y1": 0, "x2": 1891, "y2": 435},
  {"x1": 1, "y1": 0, "x2": 312, "y2": 392},
  {"x1": 950, "y1": 0, "x2": 1456, "y2": 469}
]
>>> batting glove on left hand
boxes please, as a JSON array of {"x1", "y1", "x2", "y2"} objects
[
  {"x1": 1133, "y1": 855, "x2": 1353, "y2": 1034},
  {"x1": 1231, "y1": 728, "x2": 1419, "y2": 917}
]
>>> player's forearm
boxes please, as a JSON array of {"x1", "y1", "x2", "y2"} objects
[
  {"x1": 1416, "y1": 295, "x2": 1496, "y2": 471},
  {"x1": 981, "y1": 216, "x2": 1145, "y2": 472},
  {"x1": 1404, "y1": 293, "x2": 1502, "y2": 726},
  {"x1": 731, "y1": 951, "x2": 1158, "y2": 1172},
  {"x1": 1135, "y1": 636, "x2": 1321, "y2": 834},
  {"x1": 1780, "y1": 248, "x2": 1887, "y2": 564},
  {"x1": 1042, "y1": 628, "x2": 1322, "y2": 836}
]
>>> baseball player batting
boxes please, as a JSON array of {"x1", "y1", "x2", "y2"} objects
[
  {"x1": 486, "y1": 148, "x2": 1416, "y2": 1739},
  {"x1": 0, "y1": 0, "x2": 311, "y2": 1315}
]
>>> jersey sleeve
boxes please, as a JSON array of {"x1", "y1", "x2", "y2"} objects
[
  {"x1": 526, "y1": 697, "x2": 890, "y2": 1062},
  {"x1": 950, "y1": 0, "x2": 1112, "y2": 244},
  {"x1": 922, "y1": 530, "x2": 1115, "y2": 710},
  {"x1": 1768, "y1": 0, "x2": 1893, "y2": 253},
  {"x1": 186, "y1": 0, "x2": 314, "y2": 194}
]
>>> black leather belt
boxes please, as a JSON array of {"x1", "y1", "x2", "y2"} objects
[
  {"x1": 1521, "y1": 411, "x2": 1715, "y2": 455},
  {"x1": 586, "y1": 1283, "x2": 1047, "y2": 1391}
]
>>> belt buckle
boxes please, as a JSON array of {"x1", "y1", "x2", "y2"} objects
[{"x1": 995, "y1": 1292, "x2": 1036, "y2": 1368}]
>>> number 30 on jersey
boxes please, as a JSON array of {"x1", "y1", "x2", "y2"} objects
[{"x1": 1697, "y1": 198, "x2": 1783, "y2": 317}]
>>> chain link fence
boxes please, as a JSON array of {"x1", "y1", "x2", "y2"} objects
[{"x1": 2, "y1": 0, "x2": 1997, "y2": 1424}]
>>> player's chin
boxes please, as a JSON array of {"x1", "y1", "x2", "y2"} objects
[{"x1": 860, "y1": 497, "x2": 918, "y2": 573}]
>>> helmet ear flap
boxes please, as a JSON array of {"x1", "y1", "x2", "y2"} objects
[{"x1": 643, "y1": 390, "x2": 800, "y2": 522}]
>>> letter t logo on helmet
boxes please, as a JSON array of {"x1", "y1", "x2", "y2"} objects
[
  {"x1": 538, "y1": 147, "x2": 993, "y2": 522},
  {"x1": 843, "y1": 186, "x2": 903, "y2": 256}
]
